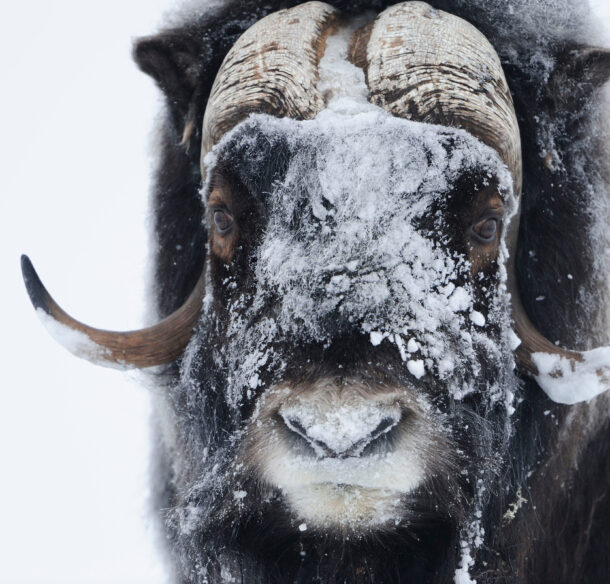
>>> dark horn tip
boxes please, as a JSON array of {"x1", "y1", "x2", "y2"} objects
[{"x1": 21, "y1": 254, "x2": 51, "y2": 314}]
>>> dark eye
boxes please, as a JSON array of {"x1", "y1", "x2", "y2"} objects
[
  {"x1": 472, "y1": 218, "x2": 498, "y2": 242},
  {"x1": 213, "y1": 209, "x2": 234, "y2": 234}
]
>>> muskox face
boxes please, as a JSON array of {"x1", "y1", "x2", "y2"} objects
[
  {"x1": 21, "y1": 0, "x2": 610, "y2": 580},
  {"x1": 171, "y1": 109, "x2": 518, "y2": 535}
]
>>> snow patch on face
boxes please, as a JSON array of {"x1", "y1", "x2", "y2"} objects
[
  {"x1": 532, "y1": 348, "x2": 610, "y2": 404},
  {"x1": 264, "y1": 449, "x2": 425, "y2": 492},
  {"x1": 203, "y1": 110, "x2": 516, "y2": 407}
]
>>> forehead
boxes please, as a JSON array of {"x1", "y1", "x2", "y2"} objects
[{"x1": 204, "y1": 110, "x2": 514, "y2": 204}]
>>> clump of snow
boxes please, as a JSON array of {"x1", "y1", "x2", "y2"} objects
[
  {"x1": 454, "y1": 560, "x2": 476, "y2": 584},
  {"x1": 454, "y1": 541, "x2": 476, "y2": 584},
  {"x1": 454, "y1": 518, "x2": 485, "y2": 583},
  {"x1": 470, "y1": 311, "x2": 486, "y2": 327},
  {"x1": 449, "y1": 287, "x2": 471, "y2": 312},
  {"x1": 369, "y1": 331, "x2": 385, "y2": 346},
  {"x1": 532, "y1": 347, "x2": 610, "y2": 404},
  {"x1": 407, "y1": 360, "x2": 426, "y2": 379},
  {"x1": 509, "y1": 329, "x2": 522, "y2": 350}
]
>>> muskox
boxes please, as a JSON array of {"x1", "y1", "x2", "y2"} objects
[{"x1": 22, "y1": 0, "x2": 610, "y2": 582}]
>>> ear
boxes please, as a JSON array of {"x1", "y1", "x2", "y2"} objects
[
  {"x1": 564, "y1": 46, "x2": 610, "y2": 87},
  {"x1": 548, "y1": 45, "x2": 610, "y2": 108},
  {"x1": 133, "y1": 31, "x2": 204, "y2": 116}
]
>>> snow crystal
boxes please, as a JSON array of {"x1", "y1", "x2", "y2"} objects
[
  {"x1": 532, "y1": 347, "x2": 610, "y2": 404},
  {"x1": 407, "y1": 360, "x2": 426, "y2": 379},
  {"x1": 407, "y1": 338, "x2": 420, "y2": 353},
  {"x1": 298, "y1": 523, "x2": 308, "y2": 532},
  {"x1": 369, "y1": 331, "x2": 385, "y2": 346},
  {"x1": 469, "y1": 311, "x2": 486, "y2": 327}
]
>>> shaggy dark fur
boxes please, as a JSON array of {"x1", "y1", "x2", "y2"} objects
[{"x1": 132, "y1": 1, "x2": 610, "y2": 582}]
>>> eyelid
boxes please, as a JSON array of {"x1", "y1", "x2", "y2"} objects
[{"x1": 477, "y1": 203, "x2": 505, "y2": 219}]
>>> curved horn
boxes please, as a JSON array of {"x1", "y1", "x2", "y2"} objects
[
  {"x1": 200, "y1": 1, "x2": 339, "y2": 166},
  {"x1": 21, "y1": 255, "x2": 204, "y2": 369},
  {"x1": 349, "y1": 1, "x2": 522, "y2": 193}
]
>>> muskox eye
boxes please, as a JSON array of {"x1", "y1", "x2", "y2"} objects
[
  {"x1": 472, "y1": 218, "x2": 498, "y2": 242},
  {"x1": 214, "y1": 209, "x2": 234, "y2": 234}
]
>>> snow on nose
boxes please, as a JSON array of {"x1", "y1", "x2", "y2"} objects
[{"x1": 279, "y1": 403, "x2": 401, "y2": 458}]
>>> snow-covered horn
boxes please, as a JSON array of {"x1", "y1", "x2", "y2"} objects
[
  {"x1": 349, "y1": 1, "x2": 521, "y2": 193},
  {"x1": 21, "y1": 255, "x2": 205, "y2": 368},
  {"x1": 507, "y1": 252, "x2": 610, "y2": 405},
  {"x1": 200, "y1": 1, "x2": 339, "y2": 167}
]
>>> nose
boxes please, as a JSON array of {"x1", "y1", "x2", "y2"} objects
[{"x1": 279, "y1": 404, "x2": 401, "y2": 458}]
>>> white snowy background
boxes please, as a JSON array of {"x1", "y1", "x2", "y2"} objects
[{"x1": 0, "y1": 1, "x2": 608, "y2": 582}]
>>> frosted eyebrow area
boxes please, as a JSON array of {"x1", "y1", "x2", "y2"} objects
[{"x1": 203, "y1": 109, "x2": 515, "y2": 204}]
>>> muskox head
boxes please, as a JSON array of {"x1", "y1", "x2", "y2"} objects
[{"x1": 21, "y1": 0, "x2": 610, "y2": 581}]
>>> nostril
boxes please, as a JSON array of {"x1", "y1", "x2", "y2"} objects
[
  {"x1": 279, "y1": 406, "x2": 402, "y2": 458},
  {"x1": 283, "y1": 417, "x2": 335, "y2": 458},
  {"x1": 357, "y1": 417, "x2": 402, "y2": 457},
  {"x1": 370, "y1": 417, "x2": 398, "y2": 439}
]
